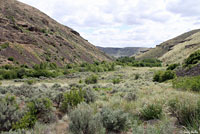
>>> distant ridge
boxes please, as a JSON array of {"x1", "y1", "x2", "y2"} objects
[
  {"x1": 136, "y1": 29, "x2": 200, "y2": 64},
  {"x1": 97, "y1": 46, "x2": 148, "y2": 58}
]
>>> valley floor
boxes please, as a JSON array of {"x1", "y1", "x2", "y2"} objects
[{"x1": 1, "y1": 66, "x2": 198, "y2": 134}]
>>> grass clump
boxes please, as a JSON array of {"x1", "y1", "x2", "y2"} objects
[
  {"x1": 168, "y1": 96, "x2": 200, "y2": 130},
  {"x1": 140, "y1": 103, "x2": 163, "y2": 120},
  {"x1": 153, "y1": 70, "x2": 176, "y2": 82},
  {"x1": 135, "y1": 74, "x2": 140, "y2": 80},
  {"x1": 132, "y1": 121, "x2": 175, "y2": 134},
  {"x1": 112, "y1": 77, "x2": 121, "y2": 84},
  {"x1": 100, "y1": 107, "x2": 130, "y2": 133},
  {"x1": 173, "y1": 76, "x2": 200, "y2": 92},
  {"x1": 85, "y1": 75, "x2": 98, "y2": 84},
  {"x1": 124, "y1": 92, "x2": 137, "y2": 101},
  {"x1": 69, "y1": 103, "x2": 104, "y2": 134}
]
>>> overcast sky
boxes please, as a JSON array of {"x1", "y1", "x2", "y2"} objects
[{"x1": 18, "y1": 0, "x2": 200, "y2": 48}]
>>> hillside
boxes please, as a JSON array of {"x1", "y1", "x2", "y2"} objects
[
  {"x1": 0, "y1": 0, "x2": 111, "y2": 66},
  {"x1": 97, "y1": 46, "x2": 147, "y2": 58},
  {"x1": 136, "y1": 29, "x2": 200, "y2": 65}
]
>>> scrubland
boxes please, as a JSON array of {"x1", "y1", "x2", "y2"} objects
[{"x1": 1, "y1": 65, "x2": 199, "y2": 134}]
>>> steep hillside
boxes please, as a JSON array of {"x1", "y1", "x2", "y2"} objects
[
  {"x1": 0, "y1": 0, "x2": 111, "y2": 66},
  {"x1": 136, "y1": 29, "x2": 200, "y2": 64},
  {"x1": 97, "y1": 46, "x2": 147, "y2": 58}
]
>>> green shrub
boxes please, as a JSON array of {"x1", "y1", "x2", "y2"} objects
[
  {"x1": 153, "y1": 70, "x2": 176, "y2": 82},
  {"x1": 31, "y1": 69, "x2": 57, "y2": 78},
  {"x1": 25, "y1": 79, "x2": 36, "y2": 85},
  {"x1": 166, "y1": 63, "x2": 180, "y2": 70},
  {"x1": 25, "y1": 97, "x2": 55, "y2": 124},
  {"x1": 116, "y1": 57, "x2": 162, "y2": 67},
  {"x1": 60, "y1": 88, "x2": 84, "y2": 112},
  {"x1": 140, "y1": 103, "x2": 162, "y2": 120},
  {"x1": 112, "y1": 78, "x2": 121, "y2": 84},
  {"x1": 100, "y1": 107, "x2": 130, "y2": 132},
  {"x1": 173, "y1": 76, "x2": 200, "y2": 92},
  {"x1": 85, "y1": 75, "x2": 98, "y2": 84},
  {"x1": 28, "y1": 97, "x2": 53, "y2": 114},
  {"x1": 69, "y1": 103, "x2": 104, "y2": 134},
  {"x1": 8, "y1": 57, "x2": 14, "y2": 61},
  {"x1": 0, "y1": 95, "x2": 23, "y2": 131},
  {"x1": 1, "y1": 70, "x2": 17, "y2": 79},
  {"x1": 184, "y1": 50, "x2": 200, "y2": 67},
  {"x1": 12, "y1": 111, "x2": 37, "y2": 130}
]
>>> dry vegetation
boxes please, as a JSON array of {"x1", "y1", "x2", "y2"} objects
[{"x1": 0, "y1": 65, "x2": 199, "y2": 134}]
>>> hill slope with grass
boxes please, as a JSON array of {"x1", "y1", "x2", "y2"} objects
[
  {"x1": 0, "y1": 0, "x2": 111, "y2": 66},
  {"x1": 136, "y1": 29, "x2": 200, "y2": 65},
  {"x1": 97, "y1": 46, "x2": 147, "y2": 58}
]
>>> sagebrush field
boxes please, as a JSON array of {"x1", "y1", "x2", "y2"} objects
[{"x1": 1, "y1": 64, "x2": 199, "y2": 134}]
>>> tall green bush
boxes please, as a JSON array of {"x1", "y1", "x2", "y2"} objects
[
  {"x1": 153, "y1": 70, "x2": 176, "y2": 82},
  {"x1": 60, "y1": 88, "x2": 84, "y2": 112},
  {"x1": 140, "y1": 103, "x2": 163, "y2": 120}
]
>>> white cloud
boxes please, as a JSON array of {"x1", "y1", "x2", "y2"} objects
[{"x1": 18, "y1": 0, "x2": 200, "y2": 48}]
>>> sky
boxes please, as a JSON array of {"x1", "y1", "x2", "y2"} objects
[{"x1": 18, "y1": 0, "x2": 200, "y2": 48}]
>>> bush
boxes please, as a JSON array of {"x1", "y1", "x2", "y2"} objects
[
  {"x1": 60, "y1": 88, "x2": 85, "y2": 112},
  {"x1": 166, "y1": 63, "x2": 180, "y2": 70},
  {"x1": 112, "y1": 78, "x2": 121, "y2": 84},
  {"x1": 83, "y1": 87, "x2": 96, "y2": 103},
  {"x1": 100, "y1": 107, "x2": 130, "y2": 132},
  {"x1": 69, "y1": 103, "x2": 104, "y2": 134},
  {"x1": 184, "y1": 50, "x2": 200, "y2": 67},
  {"x1": 12, "y1": 111, "x2": 37, "y2": 130},
  {"x1": 25, "y1": 79, "x2": 36, "y2": 85},
  {"x1": 8, "y1": 57, "x2": 14, "y2": 61},
  {"x1": 116, "y1": 57, "x2": 162, "y2": 67},
  {"x1": 28, "y1": 97, "x2": 53, "y2": 114},
  {"x1": 23, "y1": 97, "x2": 55, "y2": 125},
  {"x1": 173, "y1": 76, "x2": 200, "y2": 92},
  {"x1": 153, "y1": 70, "x2": 176, "y2": 82},
  {"x1": 140, "y1": 103, "x2": 162, "y2": 120},
  {"x1": 0, "y1": 95, "x2": 23, "y2": 131},
  {"x1": 0, "y1": 70, "x2": 17, "y2": 79},
  {"x1": 135, "y1": 74, "x2": 140, "y2": 80},
  {"x1": 85, "y1": 75, "x2": 98, "y2": 84}
]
